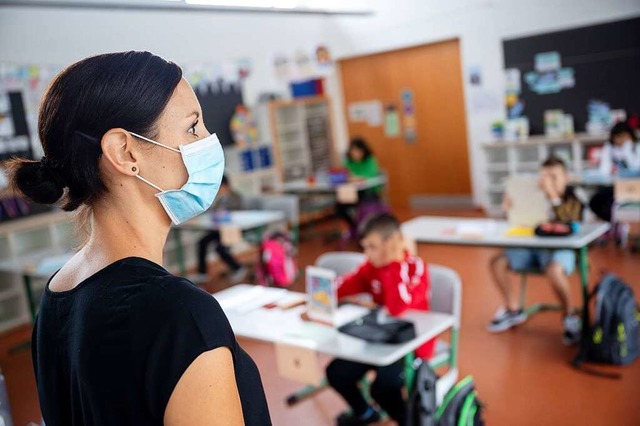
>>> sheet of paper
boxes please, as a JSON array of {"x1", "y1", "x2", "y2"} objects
[
  {"x1": 334, "y1": 304, "x2": 370, "y2": 327},
  {"x1": 506, "y1": 176, "x2": 549, "y2": 227},
  {"x1": 455, "y1": 220, "x2": 498, "y2": 239}
]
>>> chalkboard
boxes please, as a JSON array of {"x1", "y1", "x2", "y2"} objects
[
  {"x1": 503, "y1": 16, "x2": 640, "y2": 134},
  {"x1": 194, "y1": 79, "x2": 243, "y2": 147}
]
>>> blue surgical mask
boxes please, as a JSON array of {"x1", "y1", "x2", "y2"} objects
[{"x1": 129, "y1": 131, "x2": 225, "y2": 225}]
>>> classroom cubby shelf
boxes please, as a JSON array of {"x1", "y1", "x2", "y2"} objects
[{"x1": 482, "y1": 132, "x2": 608, "y2": 216}]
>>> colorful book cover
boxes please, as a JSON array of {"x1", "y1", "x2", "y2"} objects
[{"x1": 305, "y1": 266, "x2": 337, "y2": 325}]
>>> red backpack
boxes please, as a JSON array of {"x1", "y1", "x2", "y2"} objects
[{"x1": 257, "y1": 231, "x2": 297, "y2": 287}]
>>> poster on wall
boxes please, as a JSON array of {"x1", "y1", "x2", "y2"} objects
[
  {"x1": 534, "y1": 51, "x2": 561, "y2": 72},
  {"x1": 347, "y1": 101, "x2": 382, "y2": 127},
  {"x1": 182, "y1": 60, "x2": 251, "y2": 147},
  {"x1": 523, "y1": 51, "x2": 576, "y2": 95},
  {"x1": 401, "y1": 89, "x2": 417, "y2": 143},
  {"x1": 468, "y1": 65, "x2": 482, "y2": 86},
  {"x1": 384, "y1": 104, "x2": 400, "y2": 137},
  {"x1": 0, "y1": 63, "x2": 62, "y2": 158},
  {"x1": 272, "y1": 44, "x2": 335, "y2": 83},
  {"x1": 0, "y1": 94, "x2": 13, "y2": 137},
  {"x1": 505, "y1": 68, "x2": 521, "y2": 93}
]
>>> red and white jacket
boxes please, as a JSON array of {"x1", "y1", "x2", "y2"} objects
[{"x1": 337, "y1": 252, "x2": 435, "y2": 359}]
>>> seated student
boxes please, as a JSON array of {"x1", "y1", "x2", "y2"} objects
[
  {"x1": 590, "y1": 122, "x2": 640, "y2": 222},
  {"x1": 195, "y1": 175, "x2": 247, "y2": 283},
  {"x1": 336, "y1": 138, "x2": 382, "y2": 237},
  {"x1": 324, "y1": 213, "x2": 434, "y2": 426},
  {"x1": 488, "y1": 156, "x2": 585, "y2": 344}
]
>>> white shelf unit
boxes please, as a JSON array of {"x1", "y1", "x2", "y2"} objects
[
  {"x1": 268, "y1": 96, "x2": 336, "y2": 183},
  {"x1": 482, "y1": 133, "x2": 608, "y2": 216},
  {"x1": 0, "y1": 211, "x2": 74, "y2": 333}
]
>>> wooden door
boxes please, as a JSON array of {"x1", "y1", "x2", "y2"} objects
[{"x1": 339, "y1": 39, "x2": 471, "y2": 209}]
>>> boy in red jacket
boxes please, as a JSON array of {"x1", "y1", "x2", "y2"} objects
[{"x1": 326, "y1": 213, "x2": 434, "y2": 426}]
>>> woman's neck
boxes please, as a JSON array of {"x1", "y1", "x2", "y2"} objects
[{"x1": 84, "y1": 198, "x2": 170, "y2": 266}]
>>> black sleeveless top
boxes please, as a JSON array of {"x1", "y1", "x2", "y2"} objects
[{"x1": 32, "y1": 257, "x2": 271, "y2": 425}]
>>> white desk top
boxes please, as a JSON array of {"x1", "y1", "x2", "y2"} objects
[
  {"x1": 176, "y1": 210, "x2": 286, "y2": 232},
  {"x1": 572, "y1": 172, "x2": 640, "y2": 188},
  {"x1": 282, "y1": 175, "x2": 388, "y2": 194},
  {"x1": 401, "y1": 216, "x2": 610, "y2": 250},
  {"x1": 214, "y1": 284, "x2": 454, "y2": 367}
]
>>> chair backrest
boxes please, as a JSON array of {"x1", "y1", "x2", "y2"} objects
[
  {"x1": 261, "y1": 194, "x2": 300, "y2": 226},
  {"x1": 614, "y1": 179, "x2": 640, "y2": 203},
  {"x1": 428, "y1": 264, "x2": 462, "y2": 328},
  {"x1": 315, "y1": 251, "x2": 366, "y2": 276}
]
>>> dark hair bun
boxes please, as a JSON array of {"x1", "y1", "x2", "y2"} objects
[{"x1": 8, "y1": 159, "x2": 65, "y2": 205}]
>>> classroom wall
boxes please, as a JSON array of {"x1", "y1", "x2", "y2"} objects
[
  {"x1": 324, "y1": 0, "x2": 640, "y2": 207},
  {"x1": 2, "y1": 1, "x2": 639, "y2": 207},
  {"x1": 0, "y1": 6, "x2": 333, "y2": 107}
]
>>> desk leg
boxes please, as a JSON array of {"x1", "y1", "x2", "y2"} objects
[
  {"x1": 173, "y1": 229, "x2": 187, "y2": 276},
  {"x1": 578, "y1": 246, "x2": 589, "y2": 310},
  {"x1": 23, "y1": 274, "x2": 36, "y2": 323},
  {"x1": 573, "y1": 246, "x2": 590, "y2": 367}
]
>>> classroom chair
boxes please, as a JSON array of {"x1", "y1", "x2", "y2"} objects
[
  {"x1": 612, "y1": 179, "x2": 640, "y2": 251},
  {"x1": 423, "y1": 264, "x2": 461, "y2": 405},
  {"x1": 315, "y1": 251, "x2": 367, "y2": 276}
]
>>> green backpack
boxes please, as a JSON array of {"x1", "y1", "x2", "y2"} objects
[{"x1": 435, "y1": 376, "x2": 484, "y2": 426}]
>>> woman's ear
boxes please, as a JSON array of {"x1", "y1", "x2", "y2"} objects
[{"x1": 101, "y1": 128, "x2": 140, "y2": 177}]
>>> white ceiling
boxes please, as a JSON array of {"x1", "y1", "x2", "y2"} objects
[{"x1": 0, "y1": 0, "x2": 373, "y2": 14}]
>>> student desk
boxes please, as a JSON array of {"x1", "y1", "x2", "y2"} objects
[
  {"x1": 401, "y1": 216, "x2": 609, "y2": 348},
  {"x1": 213, "y1": 284, "x2": 454, "y2": 404},
  {"x1": 281, "y1": 175, "x2": 388, "y2": 240},
  {"x1": 172, "y1": 210, "x2": 286, "y2": 276},
  {"x1": 281, "y1": 175, "x2": 388, "y2": 195}
]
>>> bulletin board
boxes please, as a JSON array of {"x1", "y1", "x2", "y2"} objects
[
  {"x1": 503, "y1": 16, "x2": 640, "y2": 135},
  {"x1": 194, "y1": 79, "x2": 244, "y2": 147}
]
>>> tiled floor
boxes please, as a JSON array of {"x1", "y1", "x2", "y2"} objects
[{"x1": 2, "y1": 210, "x2": 639, "y2": 425}]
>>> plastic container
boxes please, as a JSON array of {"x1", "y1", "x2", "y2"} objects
[
  {"x1": 328, "y1": 168, "x2": 349, "y2": 185},
  {"x1": 290, "y1": 78, "x2": 324, "y2": 98}
]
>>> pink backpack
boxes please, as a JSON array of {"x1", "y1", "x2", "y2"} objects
[{"x1": 257, "y1": 231, "x2": 297, "y2": 287}]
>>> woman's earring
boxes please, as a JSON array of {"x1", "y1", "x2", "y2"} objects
[{"x1": 132, "y1": 167, "x2": 137, "y2": 172}]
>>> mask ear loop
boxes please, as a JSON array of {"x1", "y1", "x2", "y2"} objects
[
  {"x1": 128, "y1": 130, "x2": 178, "y2": 192},
  {"x1": 129, "y1": 131, "x2": 181, "y2": 153},
  {"x1": 135, "y1": 174, "x2": 164, "y2": 192}
]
